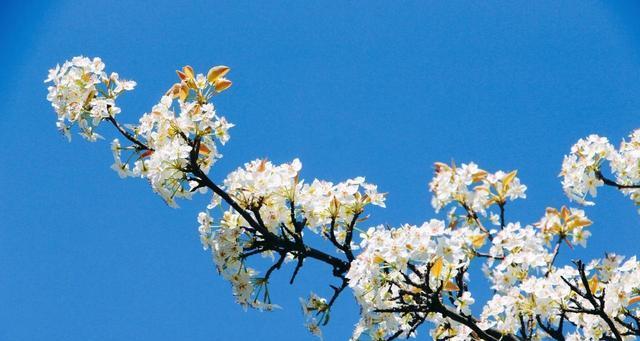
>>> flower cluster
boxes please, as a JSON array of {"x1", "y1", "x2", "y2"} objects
[
  {"x1": 429, "y1": 162, "x2": 526, "y2": 215},
  {"x1": 46, "y1": 56, "x2": 640, "y2": 341},
  {"x1": 480, "y1": 255, "x2": 640, "y2": 340},
  {"x1": 611, "y1": 129, "x2": 640, "y2": 205},
  {"x1": 534, "y1": 206, "x2": 592, "y2": 247},
  {"x1": 198, "y1": 209, "x2": 280, "y2": 310},
  {"x1": 223, "y1": 158, "x2": 385, "y2": 239},
  {"x1": 110, "y1": 65, "x2": 234, "y2": 207},
  {"x1": 346, "y1": 220, "x2": 483, "y2": 340},
  {"x1": 199, "y1": 158, "x2": 385, "y2": 313},
  {"x1": 484, "y1": 222, "x2": 551, "y2": 293},
  {"x1": 46, "y1": 58, "x2": 234, "y2": 207},
  {"x1": 561, "y1": 135, "x2": 616, "y2": 205},
  {"x1": 478, "y1": 266, "x2": 575, "y2": 338},
  {"x1": 45, "y1": 56, "x2": 136, "y2": 141},
  {"x1": 561, "y1": 131, "x2": 640, "y2": 208}
]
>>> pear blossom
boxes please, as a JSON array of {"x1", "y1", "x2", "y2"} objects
[
  {"x1": 346, "y1": 220, "x2": 482, "y2": 340},
  {"x1": 222, "y1": 158, "x2": 385, "y2": 239},
  {"x1": 45, "y1": 56, "x2": 640, "y2": 340},
  {"x1": 429, "y1": 162, "x2": 526, "y2": 220},
  {"x1": 45, "y1": 56, "x2": 136, "y2": 141}
]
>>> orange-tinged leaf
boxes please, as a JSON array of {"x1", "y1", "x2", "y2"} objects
[
  {"x1": 431, "y1": 257, "x2": 443, "y2": 278},
  {"x1": 176, "y1": 70, "x2": 188, "y2": 81},
  {"x1": 207, "y1": 65, "x2": 230, "y2": 84},
  {"x1": 185, "y1": 77, "x2": 198, "y2": 90},
  {"x1": 140, "y1": 150, "x2": 154, "y2": 159},
  {"x1": 199, "y1": 144, "x2": 210, "y2": 155},
  {"x1": 629, "y1": 296, "x2": 640, "y2": 306},
  {"x1": 166, "y1": 83, "x2": 180, "y2": 98},
  {"x1": 357, "y1": 215, "x2": 370, "y2": 223},
  {"x1": 471, "y1": 234, "x2": 486, "y2": 248},
  {"x1": 214, "y1": 78, "x2": 232, "y2": 92},
  {"x1": 472, "y1": 170, "x2": 488, "y2": 182},
  {"x1": 502, "y1": 170, "x2": 518, "y2": 189},
  {"x1": 257, "y1": 159, "x2": 267, "y2": 172},
  {"x1": 434, "y1": 162, "x2": 449, "y2": 173},
  {"x1": 567, "y1": 217, "x2": 592, "y2": 230},
  {"x1": 588, "y1": 275, "x2": 599, "y2": 293},
  {"x1": 545, "y1": 207, "x2": 559, "y2": 215},
  {"x1": 179, "y1": 83, "x2": 189, "y2": 101},
  {"x1": 183, "y1": 65, "x2": 195, "y2": 80},
  {"x1": 443, "y1": 281, "x2": 460, "y2": 291},
  {"x1": 408, "y1": 286, "x2": 422, "y2": 294}
]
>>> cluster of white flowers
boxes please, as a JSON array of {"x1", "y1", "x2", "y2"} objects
[
  {"x1": 561, "y1": 135, "x2": 616, "y2": 205},
  {"x1": 535, "y1": 206, "x2": 592, "y2": 248},
  {"x1": 562, "y1": 131, "x2": 640, "y2": 208},
  {"x1": 197, "y1": 209, "x2": 280, "y2": 310},
  {"x1": 46, "y1": 58, "x2": 234, "y2": 207},
  {"x1": 345, "y1": 195, "x2": 629, "y2": 341},
  {"x1": 478, "y1": 266, "x2": 574, "y2": 338},
  {"x1": 46, "y1": 56, "x2": 640, "y2": 340},
  {"x1": 197, "y1": 158, "x2": 385, "y2": 312},
  {"x1": 222, "y1": 158, "x2": 385, "y2": 239},
  {"x1": 612, "y1": 129, "x2": 640, "y2": 205},
  {"x1": 346, "y1": 161, "x2": 612, "y2": 340},
  {"x1": 111, "y1": 65, "x2": 233, "y2": 207},
  {"x1": 483, "y1": 222, "x2": 550, "y2": 293},
  {"x1": 346, "y1": 220, "x2": 484, "y2": 340},
  {"x1": 45, "y1": 56, "x2": 136, "y2": 141},
  {"x1": 479, "y1": 255, "x2": 640, "y2": 340},
  {"x1": 429, "y1": 162, "x2": 526, "y2": 215}
]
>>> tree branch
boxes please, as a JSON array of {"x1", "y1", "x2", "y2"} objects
[
  {"x1": 595, "y1": 170, "x2": 640, "y2": 190},
  {"x1": 105, "y1": 116, "x2": 151, "y2": 151},
  {"x1": 187, "y1": 136, "x2": 350, "y2": 277}
]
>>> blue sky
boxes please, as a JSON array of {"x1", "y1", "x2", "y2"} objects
[{"x1": 2, "y1": 1, "x2": 640, "y2": 340}]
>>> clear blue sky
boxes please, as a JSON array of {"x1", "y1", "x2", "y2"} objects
[{"x1": 2, "y1": 1, "x2": 640, "y2": 340}]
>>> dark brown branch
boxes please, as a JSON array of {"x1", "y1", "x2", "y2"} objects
[
  {"x1": 104, "y1": 115, "x2": 553, "y2": 341},
  {"x1": 343, "y1": 212, "x2": 361, "y2": 262},
  {"x1": 595, "y1": 170, "x2": 640, "y2": 190},
  {"x1": 105, "y1": 116, "x2": 151, "y2": 151},
  {"x1": 546, "y1": 236, "x2": 564, "y2": 277},
  {"x1": 241, "y1": 248, "x2": 266, "y2": 259},
  {"x1": 264, "y1": 252, "x2": 287, "y2": 282},
  {"x1": 326, "y1": 279, "x2": 349, "y2": 311},
  {"x1": 187, "y1": 136, "x2": 350, "y2": 277},
  {"x1": 104, "y1": 116, "x2": 356, "y2": 313},
  {"x1": 536, "y1": 315, "x2": 566, "y2": 341},
  {"x1": 518, "y1": 314, "x2": 530, "y2": 340},
  {"x1": 615, "y1": 316, "x2": 640, "y2": 336},
  {"x1": 498, "y1": 202, "x2": 506, "y2": 230},
  {"x1": 289, "y1": 255, "x2": 304, "y2": 284},
  {"x1": 325, "y1": 217, "x2": 343, "y2": 250},
  {"x1": 375, "y1": 266, "x2": 519, "y2": 341},
  {"x1": 460, "y1": 202, "x2": 492, "y2": 240},
  {"x1": 562, "y1": 261, "x2": 623, "y2": 341}
]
